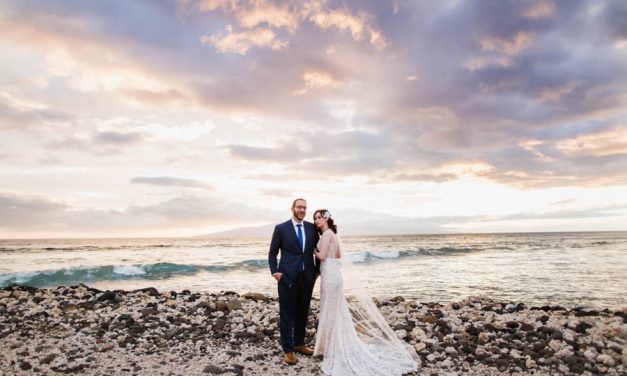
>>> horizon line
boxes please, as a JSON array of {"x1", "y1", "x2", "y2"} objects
[{"x1": 1, "y1": 229, "x2": 626, "y2": 241}]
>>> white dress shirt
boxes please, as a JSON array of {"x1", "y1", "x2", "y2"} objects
[{"x1": 291, "y1": 218, "x2": 306, "y2": 250}]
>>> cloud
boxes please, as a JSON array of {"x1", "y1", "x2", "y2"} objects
[
  {"x1": 536, "y1": 81, "x2": 583, "y2": 102},
  {"x1": 127, "y1": 195, "x2": 279, "y2": 225},
  {"x1": 94, "y1": 131, "x2": 145, "y2": 145},
  {"x1": 192, "y1": 0, "x2": 387, "y2": 55},
  {"x1": 479, "y1": 31, "x2": 534, "y2": 55},
  {"x1": 120, "y1": 88, "x2": 188, "y2": 107},
  {"x1": 463, "y1": 31, "x2": 534, "y2": 72},
  {"x1": 1, "y1": 0, "x2": 627, "y2": 238},
  {"x1": 46, "y1": 131, "x2": 146, "y2": 155},
  {"x1": 554, "y1": 125, "x2": 627, "y2": 157},
  {"x1": 390, "y1": 173, "x2": 458, "y2": 183},
  {"x1": 500, "y1": 205, "x2": 627, "y2": 221},
  {"x1": 521, "y1": 1, "x2": 557, "y2": 20},
  {"x1": 201, "y1": 26, "x2": 289, "y2": 54},
  {"x1": 193, "y1": 0, "x2": 238, "y2": 12},
  {"x1": 601, "y1": 0, "x2": 627, "y2": 40},
  {"x1": 0, "y1": 193, "x2": 281, "y2": 234},
  {"x1": 293, "y1": 70, "x2": 340, "y2": 95},
  {"x1": 303, "y1": 2, "x2": 387, "y2": 49},
  {"x1": 226, "y1": 143, "x2": 303, "y2": 163},
  {"x1": 235, "y1": 1, "x2": 299, "y2": 31},
  {"x1": 0, "y1": 194, "x2": 75, "y2": 232},
  {"x1": 0, "y1": 93, "x2": 77, "y2": 131},
  {"x1": 261, "y1": 189, "x2": 294, "y2": 197},
  {"x1": 131, "y1": 176, "x2": 215, "y2": 190},
  {"x1": 0, "y1": 3, "x2": 193, "y2": 111},
  {"x1": 226, "y1": 128, "x2": 405, "y2": 177}
]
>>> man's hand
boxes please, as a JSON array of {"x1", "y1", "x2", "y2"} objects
[{"x1": 273, "y1": 272, "x2": 283, "y2": 282}]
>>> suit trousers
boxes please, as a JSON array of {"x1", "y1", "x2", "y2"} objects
[{"x1": 277, "y1": 271, "x2": 313, "y2": 353}]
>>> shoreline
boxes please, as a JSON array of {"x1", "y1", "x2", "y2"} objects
[{"x1": 1, "y1": 284, "x2": 625, "y2": 375}]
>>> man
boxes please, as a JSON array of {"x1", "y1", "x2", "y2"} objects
[{"x1": 268, "y1": 198, "x2": 320, "y2": 365}]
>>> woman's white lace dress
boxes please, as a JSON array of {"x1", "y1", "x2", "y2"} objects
[{"x1": 313, "y1": 230, "x2": 418, "y2": 376}]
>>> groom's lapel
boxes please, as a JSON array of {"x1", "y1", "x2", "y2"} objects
[
  {"x1": 304, "y1": 222, "x2": 314, "y2": 251},
  {"x1": 284, "y1": 220, "x2": 301, "y2": 251}
]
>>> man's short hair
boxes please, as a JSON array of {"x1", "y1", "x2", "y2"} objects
[{"x1": 292, "y1": 198, "x2": 306, "y2": 208}]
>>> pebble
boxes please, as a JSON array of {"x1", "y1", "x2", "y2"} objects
[{"x1": 0, "y1": 284, "x2": 625, "y2": 376}]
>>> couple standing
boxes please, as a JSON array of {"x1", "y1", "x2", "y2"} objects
[{"x1": 268, "y1": 198, "x2": 419, "y2": 376}]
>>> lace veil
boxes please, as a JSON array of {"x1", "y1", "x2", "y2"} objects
[{"x1": 334, "y1": 234, "x2": 420, "y2": 366}]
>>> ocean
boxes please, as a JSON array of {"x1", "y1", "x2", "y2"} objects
[{"x1": 1, "y1": 232, "x2": 625, "y2": 309}]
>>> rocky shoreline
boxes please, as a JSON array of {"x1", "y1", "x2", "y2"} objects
[{"x1": 0, "y1": 284, "x2": 625, "y2": 375}]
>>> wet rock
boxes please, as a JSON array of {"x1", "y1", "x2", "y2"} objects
[
  {"x1": 226, "y1": 298, "x2": 242, "y2": 312},
  {"x1": 551, "y1": 330, "x2": 563, "y2": 340},
  {"x1": 133, "y1": 287, "x2": 160, "y2": 297},
  {"x1": 242, "y1": 292, "x2": 266, "y2": 301},
  {"x1": 215, "y1": 302, "x2": 228, "y2": 312},
  {"x1": 96, "y1": 290, "x2": 117, "y2": 302},
  {"x1": 1, "y1": 286, "x2": 624, "y2": 376},
  {"x1": 574, "y1": 322, "x2": 592, "y2": 334}
]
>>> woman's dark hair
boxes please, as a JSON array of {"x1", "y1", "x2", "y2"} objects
[{"x1": 313, "y1": 209, "x2": 337, "y2": 234}]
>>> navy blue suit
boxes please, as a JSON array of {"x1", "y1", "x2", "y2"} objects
[{"x1": 268, "y1": 219, "x2": 319, "y2": 353}]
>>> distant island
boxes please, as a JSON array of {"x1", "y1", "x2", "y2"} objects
[
  {"x1": 194, "y1": 209, "x2": 461, "y2": 238},
  {"x1": 195, "y1": 224, "x2": 276, "y2": 238}
]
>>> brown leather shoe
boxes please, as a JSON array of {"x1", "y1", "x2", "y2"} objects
[
  {"x1": 294, "y1": 345, "x2": 314, "y2": 356},
  {"x1": 284, "y1": 352, "x2": 297, "y2": 365}
]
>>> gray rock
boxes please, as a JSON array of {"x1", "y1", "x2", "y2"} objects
[
  {"x1": 575, "y1": 322, "x2": 592, "y2": 334},
  {"x1": 203, "y1": 364, "x2": 225, "y2": 374},
  {"x1": 242, "y1": 293, "x2": 266, "y2": 301},
  {"x1": 39, "y1": 353, "x2": 57, "y2": 364},
  {"x1": 164, "y1": 328, "x2": 185, "y2": 340},
  {"x1": 96, "y1": 291, "x2": 117, "y2": 302},
  {"x1": 133, "y1": 287, "x2": 161, "y2": 297},
  {"x1": 141, "y1": 308, "x2": 158, "y2": 317},
  {"x1": 226, "y1": 298, "x2": 242, "y2": 312},
  {"x1": 215, "y1": 302, "x2": 228, "y2": 312},
  {"x1": 596, "y1": 354, "x2": 615, "y2": 367}
]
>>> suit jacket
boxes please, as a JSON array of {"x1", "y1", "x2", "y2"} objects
[{"x1": 268, "y1": 219, "x2": 320, "y2": 286}]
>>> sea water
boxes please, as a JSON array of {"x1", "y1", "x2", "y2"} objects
[{"x1": 1, "y1": 232, "x2": 625, "y2": 308}]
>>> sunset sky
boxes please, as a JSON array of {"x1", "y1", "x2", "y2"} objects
[{"x1": 1, "y1": 0, "x2": 627, "y2": 238}]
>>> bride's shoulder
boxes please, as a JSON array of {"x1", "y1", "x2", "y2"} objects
[{"x1": 322, "y1": 229, "x2": 336, "y2": 239}]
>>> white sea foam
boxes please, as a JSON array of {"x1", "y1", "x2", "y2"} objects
[
  {"x1": 15, "y1": 271, "x2": 39, "y2": 284},
  {"x1": 0, "y1": 271, "x2": 38, "y2": 284},
  {"x1": 1, "y1": 232, "x2": 625, "y2": 308},
  {"x1": 349, "y1": 253, "x2": 368, "y2": 263},
  {"x1": 370, "y1": 250, "x2": 400, "y2": 259},
  {"x1": 112, "y1": 265, "x2": 146, "y2": 276}
]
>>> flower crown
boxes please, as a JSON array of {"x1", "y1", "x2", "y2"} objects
[{"x1": 323, "y1": 210, "x2": 331, "y2": 220}]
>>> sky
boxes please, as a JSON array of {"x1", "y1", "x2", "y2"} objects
[{"x1": 1, "y1": 0, "x2": 627, "y2": 238}]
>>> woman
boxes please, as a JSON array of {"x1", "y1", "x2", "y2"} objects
[{"x1": 312, "y1": 209, "x2": 419, "y2": 376}]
